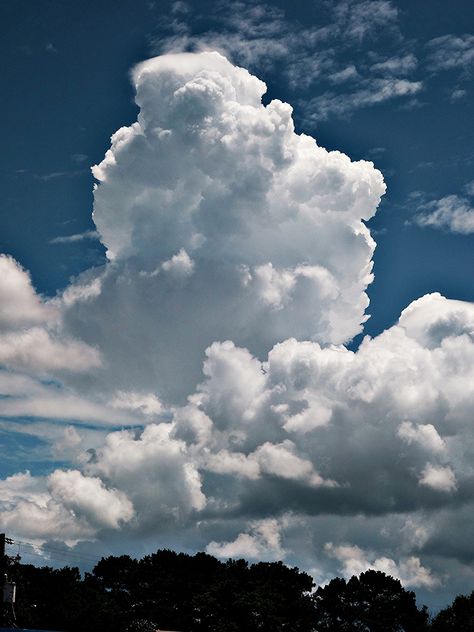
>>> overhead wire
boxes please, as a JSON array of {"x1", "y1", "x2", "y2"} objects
[{"x1": 5, "y1": 538, "x2": 101, "y2": 566}]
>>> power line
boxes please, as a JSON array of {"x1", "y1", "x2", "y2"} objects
[{"x1": 6, "y1": 538, "x2": 100, "y2": 565}]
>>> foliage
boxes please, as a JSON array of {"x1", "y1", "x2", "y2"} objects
[
  {"x1": 313, "y1": 570, "x2": 430, "y2": 631},
  {"x1": 125, "y1": 619, "x2": 158, "y2": 632},
  {"x1": 2, "y1": 548, "x2": 473, "y2": 631},
  {"x1": 431, "y1": 590, "x2": 474, "y2": 631}
]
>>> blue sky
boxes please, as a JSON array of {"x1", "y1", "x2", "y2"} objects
[
  {"x1": 1, "y1": 0, "x2": 474, "y2": 611},
  {"x1": 2, "y1": 0, "x2": 473, "y2": 336}
]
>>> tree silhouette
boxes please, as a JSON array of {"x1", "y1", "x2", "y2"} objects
[
  {"x1": 431, "y1": 590, "x2": 474, "y2": 631},
  {"x1": 313, "y1": 569, "x2": 430, "y2": 631},
  {"x1": 8, "y1": 547, "x2": 474, "y2": 632}
]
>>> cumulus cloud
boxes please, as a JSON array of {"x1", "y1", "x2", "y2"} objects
[
  {"x1": 48, "y1": 469, "x2": 135, "y2": 530},
  {"x1": 419, "y1": 464, "x2": 457, "y2": 493},
  {"x1": 2, "y1": 50, "x2": 474, "y2": 609},
  {"x1": 325, "y1": 542, "x2": 439, "y2": 589},
  {"x1": 397, "y1": 421, "x2": 445, "y2": 453},
  {"x1": 0, "y1": 255, "x2": 100, "y2": 374},
  {"x1": 207, "y1": 517, "x2": 286, "y2": 560},
  {"x1": 59, "y1": 51, "x2": 385, "y2": 402},
  {"x1": 0, "y1": 255, "x2": 55, "y2": 328},
  {"x1": 4, "y1": 290, "x2": 474, "y2": 553},
  {"x1": 85, "y1": 423, "x2": 206, "y2": 530}
]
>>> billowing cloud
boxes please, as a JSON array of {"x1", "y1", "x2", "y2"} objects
[
  {"x1": 207, "y1": 517, "x2": 286, "y2": 560},
  {"x1": 61, "y1": 51, "x2": 384, "y2": 402},
  {"x1": 325, "y1": 542, "x2": 439, "y2": 589},
  {"x1": 0, "y1": 255, "x2": 55, "y2": 329},
  {"x1": 419, "y1": 464, "x2": 457, "y2": 493},
  {"x1": 1, "y1": 51, "x2": 474, "y2": 609},
  {"x1": 0, "y1": 255, "x2": 100, "y2": 374}
]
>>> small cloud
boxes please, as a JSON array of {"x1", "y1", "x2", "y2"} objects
[
  {"x1": 419, "y1": 463, "x2": 457, "y2": 493},
  {"x1": 45, "y1": 42, "x2": 58, "y2": 54},
  {"x1": 71, "y1": 153, "x2": 88, "y2": 164},
  {"x1": 426, "y1": 33, "x2": 474, "y2": 74},
  {"x1": 171, "y1": 0, "x2": 190, "y2": 14},
  {"x1": 451, "y1": 88, "x2": 467, "y2": 101},
  {"x1": 304, "y1": 78, "x2": 422, "y2": 121},
  {"x1": 464, "y1": 180, "x2": 474, "y2": 197},
  {"x1": 325, "y1": 542, "x2": 440, "y2": 589},
  {"x1": 397, "y1": 421, "x2": 445, "y2": 453},
  {"x1": 36, "y1": 169, "x2": 85, "y2": 182},
  {"x1": 207, "y1": 517, "x2": 287, "y2": 560},
  {"x1": 411, "y1": 161, "x2": 434, "y2": 171},
  {"x1": 413, "y1": 194, "x2": 474, "y2": 234},
  {"x1": 328, "y1": 65, "x2": 359, "y2": 84},
  {"x1": 50, "y1": 230, "x2": 100, "y2": 245},
  {"x1": 141, "y1": 249, "x2": 195, "y2": 279},
  {"x1": 370, "y1": 53, "x2": 417, "y2": 76},
  {"x1": 367, "y1": 147, "x2": 386, "y2": 157}
]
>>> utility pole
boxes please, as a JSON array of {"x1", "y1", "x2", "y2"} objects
[{"x1": 0, "y1": 533, "x2": 5, "y2": 626}]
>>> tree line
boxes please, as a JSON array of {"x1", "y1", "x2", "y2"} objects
[{"x1": 2, "y1": 548, "x2": 474, "y2": 631}]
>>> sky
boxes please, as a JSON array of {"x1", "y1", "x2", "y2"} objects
[{"x1": 1, "y1": 0, "x2": 474, "y2": 612}]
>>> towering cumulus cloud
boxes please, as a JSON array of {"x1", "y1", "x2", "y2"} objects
[
  {"x1": 2, "y1": 52, "x2": 474, "y2": 606},
  {"x1": 64, "y1": 51, "x2": 385, "y2": 401}
]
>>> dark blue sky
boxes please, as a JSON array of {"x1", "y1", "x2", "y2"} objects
[{"x1": 1, "y1": 0, "x2": 473, "y2": 341}]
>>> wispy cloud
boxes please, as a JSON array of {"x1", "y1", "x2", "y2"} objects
[
  {"x1": 370, "y1": 53, "x2": 418, "y2": 76},
  {"x1": 303, "y1": 78, "x2": 422, "y2": 122},
  {"x1": 71, "y1": 153, "x2": 88, "y2": 165},
  {"x1": 50, "y1": 230, "x2": 100, "y2": 244},
  {"x1": 152, "y1": 0, "x2": 422, "y2": 119},
  {"x1": 426, "y1": 33, "x2": 474, "y2": 74},
  {"x1": 36, "y1": 169, "x2": 86, "y2": 182},
  {"x1": 413, "y1": 193, "x2": 474, "y2": 235}
]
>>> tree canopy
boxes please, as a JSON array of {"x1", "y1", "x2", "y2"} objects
[{"x1": 1, "y1": 547, "x2": 472, "y2": 631}]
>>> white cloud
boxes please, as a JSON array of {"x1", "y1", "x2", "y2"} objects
[
  {"x1": 50, "y1": 230, "x2": 100, "y2": 244},
  {"x1": 85, "y1": 423, "x2": 207, "y2": 529},
  {"x1": 305, "y1": 78, "x2": 422, "y2": 121},
  {"x1": 2, "y1": 50, "x2": 474, "y2": 604},
  {"x1": 397, "y1": 421, "x2": 445, "y2": 453},
  {"x1": 325, "y1": 542, "x2": 439, "y2": 589},
  {"x1": 111, "y1": 391, "x2": 163, "y2": 417},
  {"x1": 0, "y1": 255, "x2": 55, "y2": 328},
  {"x1": 0, "y1": 255, "x2": 101, "y2": 376},
  {"x1": 154, "y1": 0, "x2": 418, "y2": 118},
  {"x1": 207, "y1": 517, "x2": 286, "y2": 560},
  {"x1": 464, "y1": 180, "x2": 474, "y2": 197},
  {"x1": 61, "y1": 51, "x2": 386, "y2": 403},
  {"x1": 253, "y1": 440, "x2": 335, "y2": 487},
  {"x1": 370, "y1": 54, "x2": 417, "y2": 76},
  {"x1": 48, "y1": 469, "x2": 134, "y2": 529},
  {"x1": 413, "y1": 194, "x2": 474, "y2": 234},
  {"x1": 419, "y1": 464, "x2": 457, "y2": 493},
  {"x1": 426, "y1": 34, "x2": 474, "y2": 73},
  {"x1": 0, "y1": 327, "x2": 100, "y2": 373},
  {"x1": 161, "y1": 248, "x2": 195, "y2": 278}
]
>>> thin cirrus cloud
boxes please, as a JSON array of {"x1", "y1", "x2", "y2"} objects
[
  {"x1": 50, "y1": 230, "x2": 100, "y2": 245},
  {"x1": 426, "y1": 33, "x2": 474, "y2": 73},
  {"x1": 1, "y1": 51, "x2": 474, "y2": 606},
  {"x1": 154, "y1": 0, "x2": 423, "y2": 119}
]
